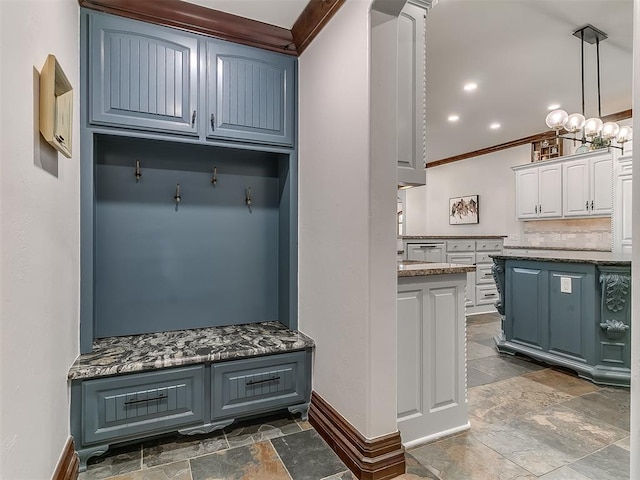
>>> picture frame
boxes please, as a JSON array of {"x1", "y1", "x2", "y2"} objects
[{"x1": 449, "y1": 195, "x2": 479, "y2": 225}]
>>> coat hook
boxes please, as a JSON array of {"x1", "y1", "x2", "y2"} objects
[
  {"x1": 174, "y1": 183, "x2": 181, "y2": 205},
  {"x1": 135, "y1": 159, "x2": 142, "y2": 182},
  {"x1": 211, "y1": 167, "x2": 217, "y2": 187},
  {"x1": 245, "y1": 187, "x2": 252, "y2": 211}
]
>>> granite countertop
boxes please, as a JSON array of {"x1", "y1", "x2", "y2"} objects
[
  {"x1": 503, "y1": 245, "x2": 611, "y2": 252},
  {"x1": 68, "y1": 321, "x2": 315, "y2": 381},
  {"x1": 491, "y1": 251, "x2": 631, "y2": 265},
  {"x1": 398, "y1": 261, "x2": 476, "y2": 277},
  {"x1": 403, "y1": 235, "x2": 507, "y2": 240}
]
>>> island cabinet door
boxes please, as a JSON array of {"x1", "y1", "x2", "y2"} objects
[
  {"x1": 547, "y1": 268, "x2": 596, "y2": 365},
  {"x1": 506, "y1": 265, "x2": 549, "y2": 351}
]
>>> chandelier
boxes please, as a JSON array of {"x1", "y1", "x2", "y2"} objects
[{"x1": 545, "y1": 25, "x2": 632, "y2": 153}]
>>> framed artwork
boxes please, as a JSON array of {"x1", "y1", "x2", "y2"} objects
[{"x1": 449, "y1": 195, "x2": 479, "y2": 225}]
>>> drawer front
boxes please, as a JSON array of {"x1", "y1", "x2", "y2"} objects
[
  {"x1": 212, "y1": 351, "x2": 310, "y2": 420},
  {"x1": 475, "y1": 240, "x2": 503, "y2": 252},
  {"x1": 83, "y1": 366, "x2": 205, "y2": 444},
  {"x1": 476, "y1": 264, "x2": 496, "y2": 285},
  {"x1": 446, "y1": 253, "x2": 476, "y2": 265},
  {"x1": 446, "y1": 240, "x2": 475, "y2": 252},
  {"x1": 476, "y1": 252, "x2": 497, "y2": 264},
  {"x1": 476, "y1": 285, "x2": 499, "y2": 305}
]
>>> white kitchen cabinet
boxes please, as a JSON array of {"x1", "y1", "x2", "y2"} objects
[
  {"x1": 563, "y1": 152, "x2": 612, "y2": 217},
  {"x1": 514, "y1": 163, "x2": 562, "y2": 219},
  {"x1": 613, "y1": 153, "x2": 632, "y2": 253},
  {"x1": 397, "y1": 273, "x2": 468, "y2": 446},
  {"x1": 397, "y1": 1, "x2": 427, "y2": 186}
]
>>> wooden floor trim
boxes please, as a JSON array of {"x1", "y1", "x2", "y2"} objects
[
  {"x1": 309, "y1": 391, "x2": 405, "y2": 480},
  {"x1": 52, "y1": 437, "x2": 79, "y2": 480}
]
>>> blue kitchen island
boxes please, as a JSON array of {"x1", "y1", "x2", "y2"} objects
[{"x1": 491, "y1": 251, "x2": 632, "y2": 387}]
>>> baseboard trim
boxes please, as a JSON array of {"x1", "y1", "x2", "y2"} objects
[
  {"x1": 401, "y1": 422, "x2": 471, "y2": 449},
  {"x1": 52, "y1": 436, "x2": 79, "y2": 480},
  {"x1": 308, "y1": 391, "x2": 405, "y2": 480}
]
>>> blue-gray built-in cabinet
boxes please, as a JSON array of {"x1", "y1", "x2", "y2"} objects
[{"x1": 71, "y1": 9, "x2": 311, "y2": 471}]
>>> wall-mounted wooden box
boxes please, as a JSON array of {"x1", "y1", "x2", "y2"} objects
[{"x1": 40, "y1": 54, "x2": 73, "y2": 158}]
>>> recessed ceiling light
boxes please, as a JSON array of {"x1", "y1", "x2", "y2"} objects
[
  {"x1": 548, "y1": 103, "x2": 561, "y2": 110},
  {"x1": 463, "y1": 82, "x2": 477, "y2": 91},
  {"x1": 448, "y1": 115, "x2": 460, "y2": 122},
  {"x1": 490, "y1": 123, "x2": 501, "y2": 130}
]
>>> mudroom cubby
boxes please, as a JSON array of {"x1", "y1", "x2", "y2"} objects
[{"x1": 89, "y1": 134, "x2": 296, "y2": 340}]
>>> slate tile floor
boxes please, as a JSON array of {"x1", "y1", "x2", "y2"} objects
[{"x1": 81, "y1": 313, "x2": 630, "y2": 480}]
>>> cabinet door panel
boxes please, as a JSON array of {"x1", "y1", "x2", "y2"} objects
[
  {"x1": 90, "y1": 14, "x2": 199, "y2": 134},
  {"x1": 548, "y1": 271, "x2": 594, "y2": 364},
  {"x1": 620, "y1": 174, "x2": 633, "y2": 245},
  {"x1": 591, "y1": 156, "x2": 612, "y2": 215},
  {"x1": 506, "y1": 266, "x2": 548, "y2": 350},
  {"x1": 397, "y1": 2, "x2": 426, "y2": 185},
  {"x1": 515, "y1": 169, "x2": 539, "y2": 219},
  {"x1": 207, "y1": 41, "x2": 294, "y2": 146},
  {"x1": 538, "y1": 164, "x2": 562, "y2": 217},
  {"x1": 563, "y1": 160, "x2": 590, "y2": 216}
]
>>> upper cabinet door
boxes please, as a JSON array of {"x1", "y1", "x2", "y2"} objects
[
  {"x1": 515, "y1": 169, "x2": 540, "y2": 219},
  {"x1": 537, "y1": 163, "x2": 562, "y2": 217},
  {"x1": 90, "y1": 14, "x2": 199, "y2": 135},
  {"x1": 206, "y1": 40, "x2": 295, "y2": 146},
  {"x1": 562, "y1": 159, "x2": 590, "y2": 216},
  {"x1": 590, "y1": 155, "x2": 613, "y2": 215},
  {"x1": 397, "y1": 2, "x2": 426, "y2": 186}
]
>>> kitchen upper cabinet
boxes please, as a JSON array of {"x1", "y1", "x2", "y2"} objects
[
  {"x1": 89, "y1": 14, "x2": 199, "y2": 135},
  {"x1": 397, "y1": 1, "x2": 426, "y2": 186},
  {"x1": 206, "y1": 41, "x2": 295, "y2": 146},
  {"x1": 562, "y1": 152, "x2": 612, "y2": 217},
  {"x1": 514, "y1": 163, "x2": 562, "y2": 219}
]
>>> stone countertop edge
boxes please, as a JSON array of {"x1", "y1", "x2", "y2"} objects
[
  {"x1": 402, "y1": 235, "x2": 507, "y2": 239},
  {"x1": 398, "y1": 262, "x2": 476, "y2": 277},
  {"x1": 503, "y1": 245, "x2": 612, "y2": 252},
  {"x1": 68, "y1": 321, "x2": 315, "y2": 381},
  {"x1": 490, "y1": 251, "x2": 631, "y2": 265}
]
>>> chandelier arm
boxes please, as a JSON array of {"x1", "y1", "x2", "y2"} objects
[{"x1": 596, "y1": 36, "x2": 602, "y2": 118}]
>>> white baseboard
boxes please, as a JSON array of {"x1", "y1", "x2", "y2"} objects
[{"x1": 401, "y1": 422, "x2": 471, "y2": 449}]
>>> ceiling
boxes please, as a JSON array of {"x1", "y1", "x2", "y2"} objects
[
  {"x1": 425, "y1": 0, "x2": 633, "y2": 162},
  {"x1": 180, "y1": 0, "x2": 633, "y2": 163},
  {"x1": 181, "y1": 0, "x2": 309, "y2": 29}
]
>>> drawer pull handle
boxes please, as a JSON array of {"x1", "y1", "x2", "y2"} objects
[
  {"x1": 483, "y1": 274, "x2": 493, "y2": 278},
  {"x1": 246, "y1": 376, "x2": 281, "y2": 386},
  {"x1": 484, "y1": 293, "x2": 497, "y2": 297},
  {"x1": 124, "y1": 393, "x2": 167, "y2": 406}
]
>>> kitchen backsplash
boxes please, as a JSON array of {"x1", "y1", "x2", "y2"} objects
[{"x1": 519, "y1": 218, "x2": 611, "y2": 250}]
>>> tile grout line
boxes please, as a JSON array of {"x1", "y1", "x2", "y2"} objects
[{"x1": 267, "y1": 438, "x2": 294, "y2": 480}]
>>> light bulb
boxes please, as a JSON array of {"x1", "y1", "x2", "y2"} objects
[
  {"x1": 545, "y1": 110, "x2": 568, "y2": 131},
  {"x1": 616, "y1": 126, "x2": 633, "y2": 144},
  {"x1": 601, "y1": 122, "x2": 620, "y2": 140},
  {"x1": 565, "y1": 113, "x2": 585, "y2": 133},
  {"x1": 584, "y1": 118, "x2": 604, "y2": 137}
]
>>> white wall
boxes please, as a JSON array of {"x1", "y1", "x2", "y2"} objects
[
  {"x1": 0, "y1": 1, "x2": 80, "y2": 478},
  {"x1": 405, "y1": 145, "x2": 528, "y2": 239},
  {"x1": 298, "y1": 0, "x2": 398, "y2": 439}
]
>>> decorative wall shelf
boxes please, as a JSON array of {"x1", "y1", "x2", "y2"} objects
[{"x1": 40, "y1": 54, "x2": 73, "y2": 158}]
